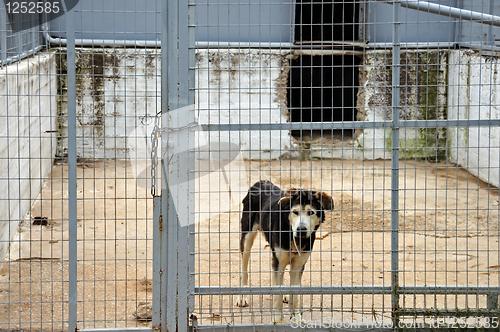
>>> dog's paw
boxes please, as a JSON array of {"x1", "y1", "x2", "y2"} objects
[
  {"x1": 235, "y1": 295, "x2": 249, "y2": 307},
  {"x1": 272, "y1": 314, "x2": 283, "y2": 324},
  {"x1": 282, "y1": 295, "x2": 288, "y2": 303}
]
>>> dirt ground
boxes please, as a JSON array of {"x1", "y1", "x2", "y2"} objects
[{"x1": 0, "y1": 159, "x2": 499, "y2": 329}]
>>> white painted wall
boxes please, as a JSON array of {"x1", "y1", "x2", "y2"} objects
[
  {"x1": 0, "y1": 53, "x2": 58, "y2": 265},
  {"x1": 57, "y1": 49, "x2": 161, "y2": 160},
  {"x1": 59, "y1": 48, "x2": 295, "y2": 161},
  {"x1": 448, "y1": 50, "x2": 500, "y2": 188},
  {"x1": 196, "y1": 49, "x2": 295, "y2": 160}
]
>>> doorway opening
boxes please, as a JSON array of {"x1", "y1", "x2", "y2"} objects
[{"x1": 287, "y1": 55, "x2": 361, "y2": 139}]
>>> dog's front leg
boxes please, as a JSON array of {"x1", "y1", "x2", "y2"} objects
[
  {"x1": 271, "y1": 253, "x2": 285, "y2": 323},
  {"x1": 236, "y1": 231, "x2": 257, "y2": 307},
  {"x1": 289, "y1": 253, "x2": 310, "y2": 323}
]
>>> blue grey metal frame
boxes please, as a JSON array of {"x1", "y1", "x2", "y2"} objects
[{"x1": 57, "y1": 0, "x2": 500, "y2": 330}]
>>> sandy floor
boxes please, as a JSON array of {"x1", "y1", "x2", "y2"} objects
[{"x1": 0, "y1": 159, "x2": 498, "y2": 329}]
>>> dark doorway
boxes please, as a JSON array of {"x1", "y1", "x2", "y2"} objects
[
  {"x1": 287, "y1": 55, "x2": 361, "y2": 137},
  {"x1": 294, "y1": 0, "x2": 359, "y2": 42}
]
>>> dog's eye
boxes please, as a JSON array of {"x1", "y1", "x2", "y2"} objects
[
  {"x1": 292, "y1": 210, "x2": 299, "y2": 215},
  {"x1": 307, "y1": 210, "x2": 315, "y2": 216}
]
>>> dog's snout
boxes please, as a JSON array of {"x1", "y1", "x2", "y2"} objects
[{"x1": 296, "y1": 226, "x2": 308, "y2": 237}]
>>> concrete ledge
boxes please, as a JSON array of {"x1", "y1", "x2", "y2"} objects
[{"x1": 0, "y1": 52, "x2": 58, "y2": 266}]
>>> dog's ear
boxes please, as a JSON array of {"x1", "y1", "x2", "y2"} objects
[
  {"x1": 277, "y1": 196, "x2": 291, "y2": 206},
  {"x1": 278, "y1": 196, "x2": 292, "y2": 210},
  {"x1": 314, "y1": 192, "x2": 334, "y2": 211}
]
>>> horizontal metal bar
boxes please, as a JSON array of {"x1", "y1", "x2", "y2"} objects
[
  {"x1": 197, "y1": 41, "x2": 369, "y2": 49},
  {"x1": 195, "y1": 286, "x2": 500, "y2": 296},
  {"x1": 402, "y1": 286, "x2": 500, "y2": 295},
  {"x1": 369, "y1": 41, "x2": 500, "y2": 51},
  {"x1": 80, "y1": 329, "x2": 152, "y2": 332},
  {"x1": 196, "y1": 41, "x2": 295, "y2": 49},
  {"x1": 397, "y1": 309, "x2": 500, "y2": 317},
  {"x1": 0, "y1": 45, "x2": 44, "y2": 66},
  {"x1": 401, "y1": 119, "x2": 500, "y2": 128},
  {"x1": 294, "y1": 49, "x2": 365, "y2": 56},
  {"x1": 201, "y1": 119, "x2": 500, "y2": 131},
  {"x1": 43, "y1": 29, "x2": 160, "y2": 48},
  {"x1": 376, "y1": 0, "x2": 500, "y2": 27},
  {"x1": 201, "y1": 121, "x2": 391, "y2": 131},
  {"x1": 191, "y1": 324, "x2": 392, "y2": 332}
]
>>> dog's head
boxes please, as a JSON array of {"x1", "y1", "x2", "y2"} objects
[{"x1": 278, "y1": 189, "x2": 334, "y2": 239}]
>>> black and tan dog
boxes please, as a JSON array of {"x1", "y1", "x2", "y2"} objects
[{"x1": 235, "y1": 180, "x2": 334, "y2": 323}]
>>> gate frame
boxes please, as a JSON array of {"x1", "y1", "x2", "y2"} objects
[
  {"x1": 60, "y1": 0, "x2": 500, "y2": 331},
  {"x1": 189, "y1": 1, "x2": 500, "y2": 330}
]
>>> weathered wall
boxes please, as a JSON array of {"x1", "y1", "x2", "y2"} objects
[
  {"x1": 57, "y1": 48, "x2": 161, "y2": 159},
  {"x1": 57, "y1": 48, "x2": 295, "y2": 160},
  {"x1": 448, "y1": 50, "x2": 500, "y2": 188},
  {"x1": 355, "y1": 49, "x2": 449, "y2": 160},
  {"x1": 196, "y1": 49, "x2": 295, "y2": 160},
  {"x1": 58, "y1": 47, "x2": 453, "y2": 162},
  {"x1": 0, "y1": 53, "x2": 58, "y2": 264}
]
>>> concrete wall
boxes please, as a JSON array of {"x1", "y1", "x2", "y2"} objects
[
  {"x1": 196, "y1": 49, "x2": 295, "y2": 160},
  {"x1": 57, "y1": 48, "x2": 161, "y2": 159},
  {"x1": 57, "y1": 48, "x2": 295, "y2": 160},
  {"x1": 355, "y1": 49, "x2": 449, "y2": 160},
  {"x1": 55, "y1": 47, "x2": 499, "y2": 190},
  {"x1": 0, "y1": 53, "x2": 58, "y2": 264},
  {"x1": 448, "y1": 50, "x2": 500, "y2": 188}
]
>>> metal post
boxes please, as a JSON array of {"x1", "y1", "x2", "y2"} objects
[
  {"x1": 158, "y1": 0, "x2": 193, "y2": 330},
  {"x1": 391, "y1": 0, "x2": 401, "y2": 328},
  {"x1": 66, "y1": 5, "x2": 78, "y2": 332}
]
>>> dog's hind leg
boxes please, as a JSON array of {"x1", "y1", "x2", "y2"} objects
[
  {"x1": 288, "y1": 252, "x2": 310, "y2": 323},
  {"x1": 235, "y1": 225, "x2": 258, "y2": 307},
  {"x1": 271, "y1": 250, "x2": 289, "y2": 323}
]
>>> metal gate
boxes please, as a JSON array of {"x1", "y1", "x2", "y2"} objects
[{"x1": 1, "y1": 0, "x2": 500, "y2": 331}]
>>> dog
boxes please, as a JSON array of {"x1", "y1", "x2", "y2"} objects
[{"x1": 235, "y1": 180, "x2": 334, "y2": 323}]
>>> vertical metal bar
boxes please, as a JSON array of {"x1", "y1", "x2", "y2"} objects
[
  {"x1": 164, "y1": 0, "x2": 179, "y2": 323},
  {"x1": 161, "y1": 0, "x2": 193, "y2": 330},
  {"x1": 488, "y1": 0, "x2": 495, "y2": 46},
  {"x1": 391, "y1": 0, "x2": 401, "y2": 328},
  {"x1": 158, "y1": 0, "x2": 171, "y2": 330},
  {"x1": 177, "y1": 0, "x2": 192, "y2": 328},
  {"x1": 152, "y1": 196, "x2": 162, "y2": 328},
  {"x1": 0, "y1": 2, "x2": 6, "y2": 66},
  {"x1": 187, "y1": 0, "x2": 196, "y2": 313},
  {"x1": 15, "y1": 13, "x2": 21, "y2": 59},
  {"x1": 66, "y1": 5, "x2": 78, "y2": 332}
]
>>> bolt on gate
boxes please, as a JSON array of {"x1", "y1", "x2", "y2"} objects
[{"x1": 1, "y1": 0, "x2": 500, "y2": 331}]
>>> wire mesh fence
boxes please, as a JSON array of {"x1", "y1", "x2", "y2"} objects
[
  {"x1": 0, "y1": 0, "x2": 499, "y2": 331},
  {"x1": 0, "y1": 2, "x2": 45, "y2": 66}
]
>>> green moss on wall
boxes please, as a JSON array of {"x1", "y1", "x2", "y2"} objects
[{"x1": 55, "y1": 48, "x2": 118, "y2": 158}]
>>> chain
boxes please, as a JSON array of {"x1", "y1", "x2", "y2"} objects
[
  {"x1": 150, "y1": 111, "x2": 161, "y2": 197},
  {"x1": 161, "y1": 121, "x2": 198, "y2": 133},
  {"x1": 149, "y1": 111, "x2": 198, "y2": 196}
]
